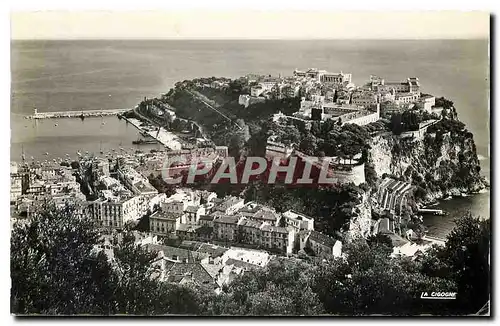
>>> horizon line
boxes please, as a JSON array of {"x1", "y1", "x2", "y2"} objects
[{"x1": 11, "y1": 37, "x2": 490, "y2": 41}]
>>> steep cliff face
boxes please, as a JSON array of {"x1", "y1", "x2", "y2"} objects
[
  {"x1": 346, "y1": 191, "x2": 374, "y2": 241},
  {"x1": 368, "y1": 122, "x2": 485, "y2": 203}
]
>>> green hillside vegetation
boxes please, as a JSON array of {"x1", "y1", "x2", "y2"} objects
[{"x1": 11, "y1": 205, "x2": 489, "y2": 316}]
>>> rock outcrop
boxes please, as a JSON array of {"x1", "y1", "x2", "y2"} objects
[
  {"x1": 346, "y1": 118, "x2": 485, "y2": 240},
  {"x1": 368, "y1": 120, "x2": 485, "y2": 203}
]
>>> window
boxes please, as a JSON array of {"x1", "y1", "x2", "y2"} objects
[{"x1": 172, "y1": 255, "x2": 178, "y2": 260}]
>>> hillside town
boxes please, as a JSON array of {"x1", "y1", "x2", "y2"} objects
[
  {"x1": 10, "y1": 10, "x2": 490, "y2": 316},
  {"x1": 11, "y1": 67, "x2": 462, "y2": 294}
]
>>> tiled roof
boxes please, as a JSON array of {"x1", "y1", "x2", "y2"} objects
[
  {"x1": 199, "y1": 215, "x2": 215, "y2": 221},
  {"x1": 185, "y1": 205, "x2": 200, "y2": 213},
  {"x1": 198, "y1": 243, "x2": 229, "y2": 258},
  {"x1": 145, "y1": 244, "x2": 209, "y2": 262},
  {"x1": 225, "y1": 258, "x2": 260, "y2": 270},
  {"x1": 284, "y1": 210, "x2": 314, "y2": 222},
  {"x1": 177, "y1": 223, "x2": 202, "y2": 233},
  {"x1": 201, "y1": 263, "x2": 223, "y2": 279},
  {"x1": 166, "y1": 263, "x2": 215, "y2": 285},
  {"x1": 308, "y1": 230, "x2": 337, "y2": 247},
  {"x1": 150, "y1": 211, "x2": 182, "y2": 221},
  {"x1": 133, "y1": 180, "x2": 157, "y2": 193},
  {"x1": 239, "y1": 219, "x2": 264, "y2": 229},
  {"x1": 253, "y1": 208, "x2": 279, "y2": 221},
  {"x1": 214, "y1": 215, "x2": 241, "y2": 225},
  {"x1": 179, "y1": 240, "x2": 204, "y2": 251},
  {"x1": 215, "y1": 196, "x2": 243, "y2": 210},
  {"x1": 237, "y1": 202, "x2": 262, "y2": 214}
]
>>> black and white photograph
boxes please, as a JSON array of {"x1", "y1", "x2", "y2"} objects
[{"x1": 8, "y1": 6, "x2": 491, "y2": 317}]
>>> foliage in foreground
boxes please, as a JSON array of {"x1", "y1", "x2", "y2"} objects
[{"x1": 11, "y1": 206, "x2": 489, "y2": 315}]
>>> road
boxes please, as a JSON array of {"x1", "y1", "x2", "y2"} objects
[
  {"x1": 185, "y1": 89, "x2": 243, "y2": 130},
  {"x1": 132, "y1": 106, "x2": 211, "y2": 142}
]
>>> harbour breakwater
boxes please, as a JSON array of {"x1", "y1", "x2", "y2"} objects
[{"x1": 26, "y1": 108, "x2": 129, "y2": 119}]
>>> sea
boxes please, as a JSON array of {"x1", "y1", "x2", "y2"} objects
[{"x1": 10, "y1": 39, "x2": 490, "y2": 238}]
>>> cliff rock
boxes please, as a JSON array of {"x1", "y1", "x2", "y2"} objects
[{"x1": 368, "y1": 120, "x2": 485, "y2": 203}]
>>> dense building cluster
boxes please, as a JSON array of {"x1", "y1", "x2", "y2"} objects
[
  {"x1": 11, "y1": 67, "x2": 457, "y2": 297},
  {"x1": 148, "y1": 188, "x2": 341, "y2": 257},
  {"x1": 11, "y1": 161, "x2": 87, "y2": 218},
  {"x1": 11, "y1": 146, "x2": 343, "y2": 291}
]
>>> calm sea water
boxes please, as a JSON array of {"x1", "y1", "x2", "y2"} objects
[{"x1": 10, "y1": 39, "x2": 490, "y2": 237}]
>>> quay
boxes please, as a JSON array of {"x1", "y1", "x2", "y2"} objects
[
  {"x1": 418, "y1": 208, "x2": 445, "y2": 216},
  {"x1": 122, "y1": 116, "x2": 182, "y2": 151},
  {"x1": 26, "y1": 108, "x2": 129, "y2": 119},
  {"x1": 422, "y1": 235, "x2": 446, "y2": 246}
]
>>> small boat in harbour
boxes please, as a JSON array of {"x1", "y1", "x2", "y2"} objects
[{"x1": 133, "y1": 139, "x2": 158, "y2": 145}]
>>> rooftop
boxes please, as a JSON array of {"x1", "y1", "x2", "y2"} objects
[
  {"x1": 239, "y1": 219, "x2": 264, "y2": 229},
  {"x1": 199, "y1": 215, "x2": 215, "y2": 221},
  {"x1": 133, "y1": 180, "x2": 157, "y2": 194},
  {"x1": 225, "y1": 258, "x2": 261, "y2": 270},
  {"x1": 214, "y1": 215, "x2": 241, "y2": 225},
  {"x1": 253, "y1": 208, "x2": 280, "y2": 222},
  {"x1": 185, "y1": 205, "x2": 200, "y2": 213},
  {"x1": 308, "y1": 230, "x2": 337, "y2": 247},
  {"x1": 261, "y1": 224, "x2": 289, "y2": 234},
  {"x1": 166, "y1": 263, "x2": 215, "y2": 286},
  {"x1": 283, "y1": 210, "x2": 314, "y2": 222},
  {"x1": 215, "y1": 196, "x2": 243, "y2": 211},
  {"x1": 150, "y1": 211, "x2": 182, "y2": 221},
  {"x1": 224, "y1": 247, "x2": 270, "y2": 267},
  {"x1": 178, "y1": 240, "x2": 204, "y2": 251},
  {"x1": 237, "y1": 202, "x2": 263, "y2": 214},
  {"x1": 145, "y1": 244, "x2": 209, "y2": 262},
  {"x1": 177, "y1": 223, "x2": 202, "y2": 233},
  {"x1": 198, "y1": 243, "x2": 229, "y2": 258}
]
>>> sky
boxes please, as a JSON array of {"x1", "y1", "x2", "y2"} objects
[{"x1": 10, "y1": 11, "x2": 490, "y2": 40}]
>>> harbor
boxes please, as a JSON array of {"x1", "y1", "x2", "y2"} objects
[
  {"x1": 11, "y1": 114, "x2": 164, "y2": 163},
  {"x1": 26, "y1": 108, "x2": 129, "y2": 119},
  {"x1": 121, "y1": 115, "x2": 183, "y2": 150}
]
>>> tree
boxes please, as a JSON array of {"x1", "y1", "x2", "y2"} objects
[
  {"x1": 310, "y1": 121, "x2": 321, "y2": 136},
  {"x1": 299, "y1": 133, "x2": 318, "y2": 155},
  {"x1": 441, "y1": 108, "x2": 449, "y2": 120},
  {"x1": 419, "y1": 213, "x2": 490, "y2": 314},
  {"x1": 401, "y1": 110, "x2": 423, "y2": 131},
  {"x1": 444, "y1": 214, "x2": 490, "y2": 312},
  {"x1": 314, "y1": 238, "x2": 456, "y2": 315},
  {"x1": 390, "y1": 113, "x2": 403, "y2": 135},
  {"x1": 10, "y1": 204, "x2": 215, "y2": 315},
  {"x1": 367, "y1": 233, "x2": 393, "y2": 249},
  {"x1": 213, "y1": 259, "x2": 324, "y2": 315},
  {"x1": 11, "y1": 204, "x2": 118, "y2": 314}
]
